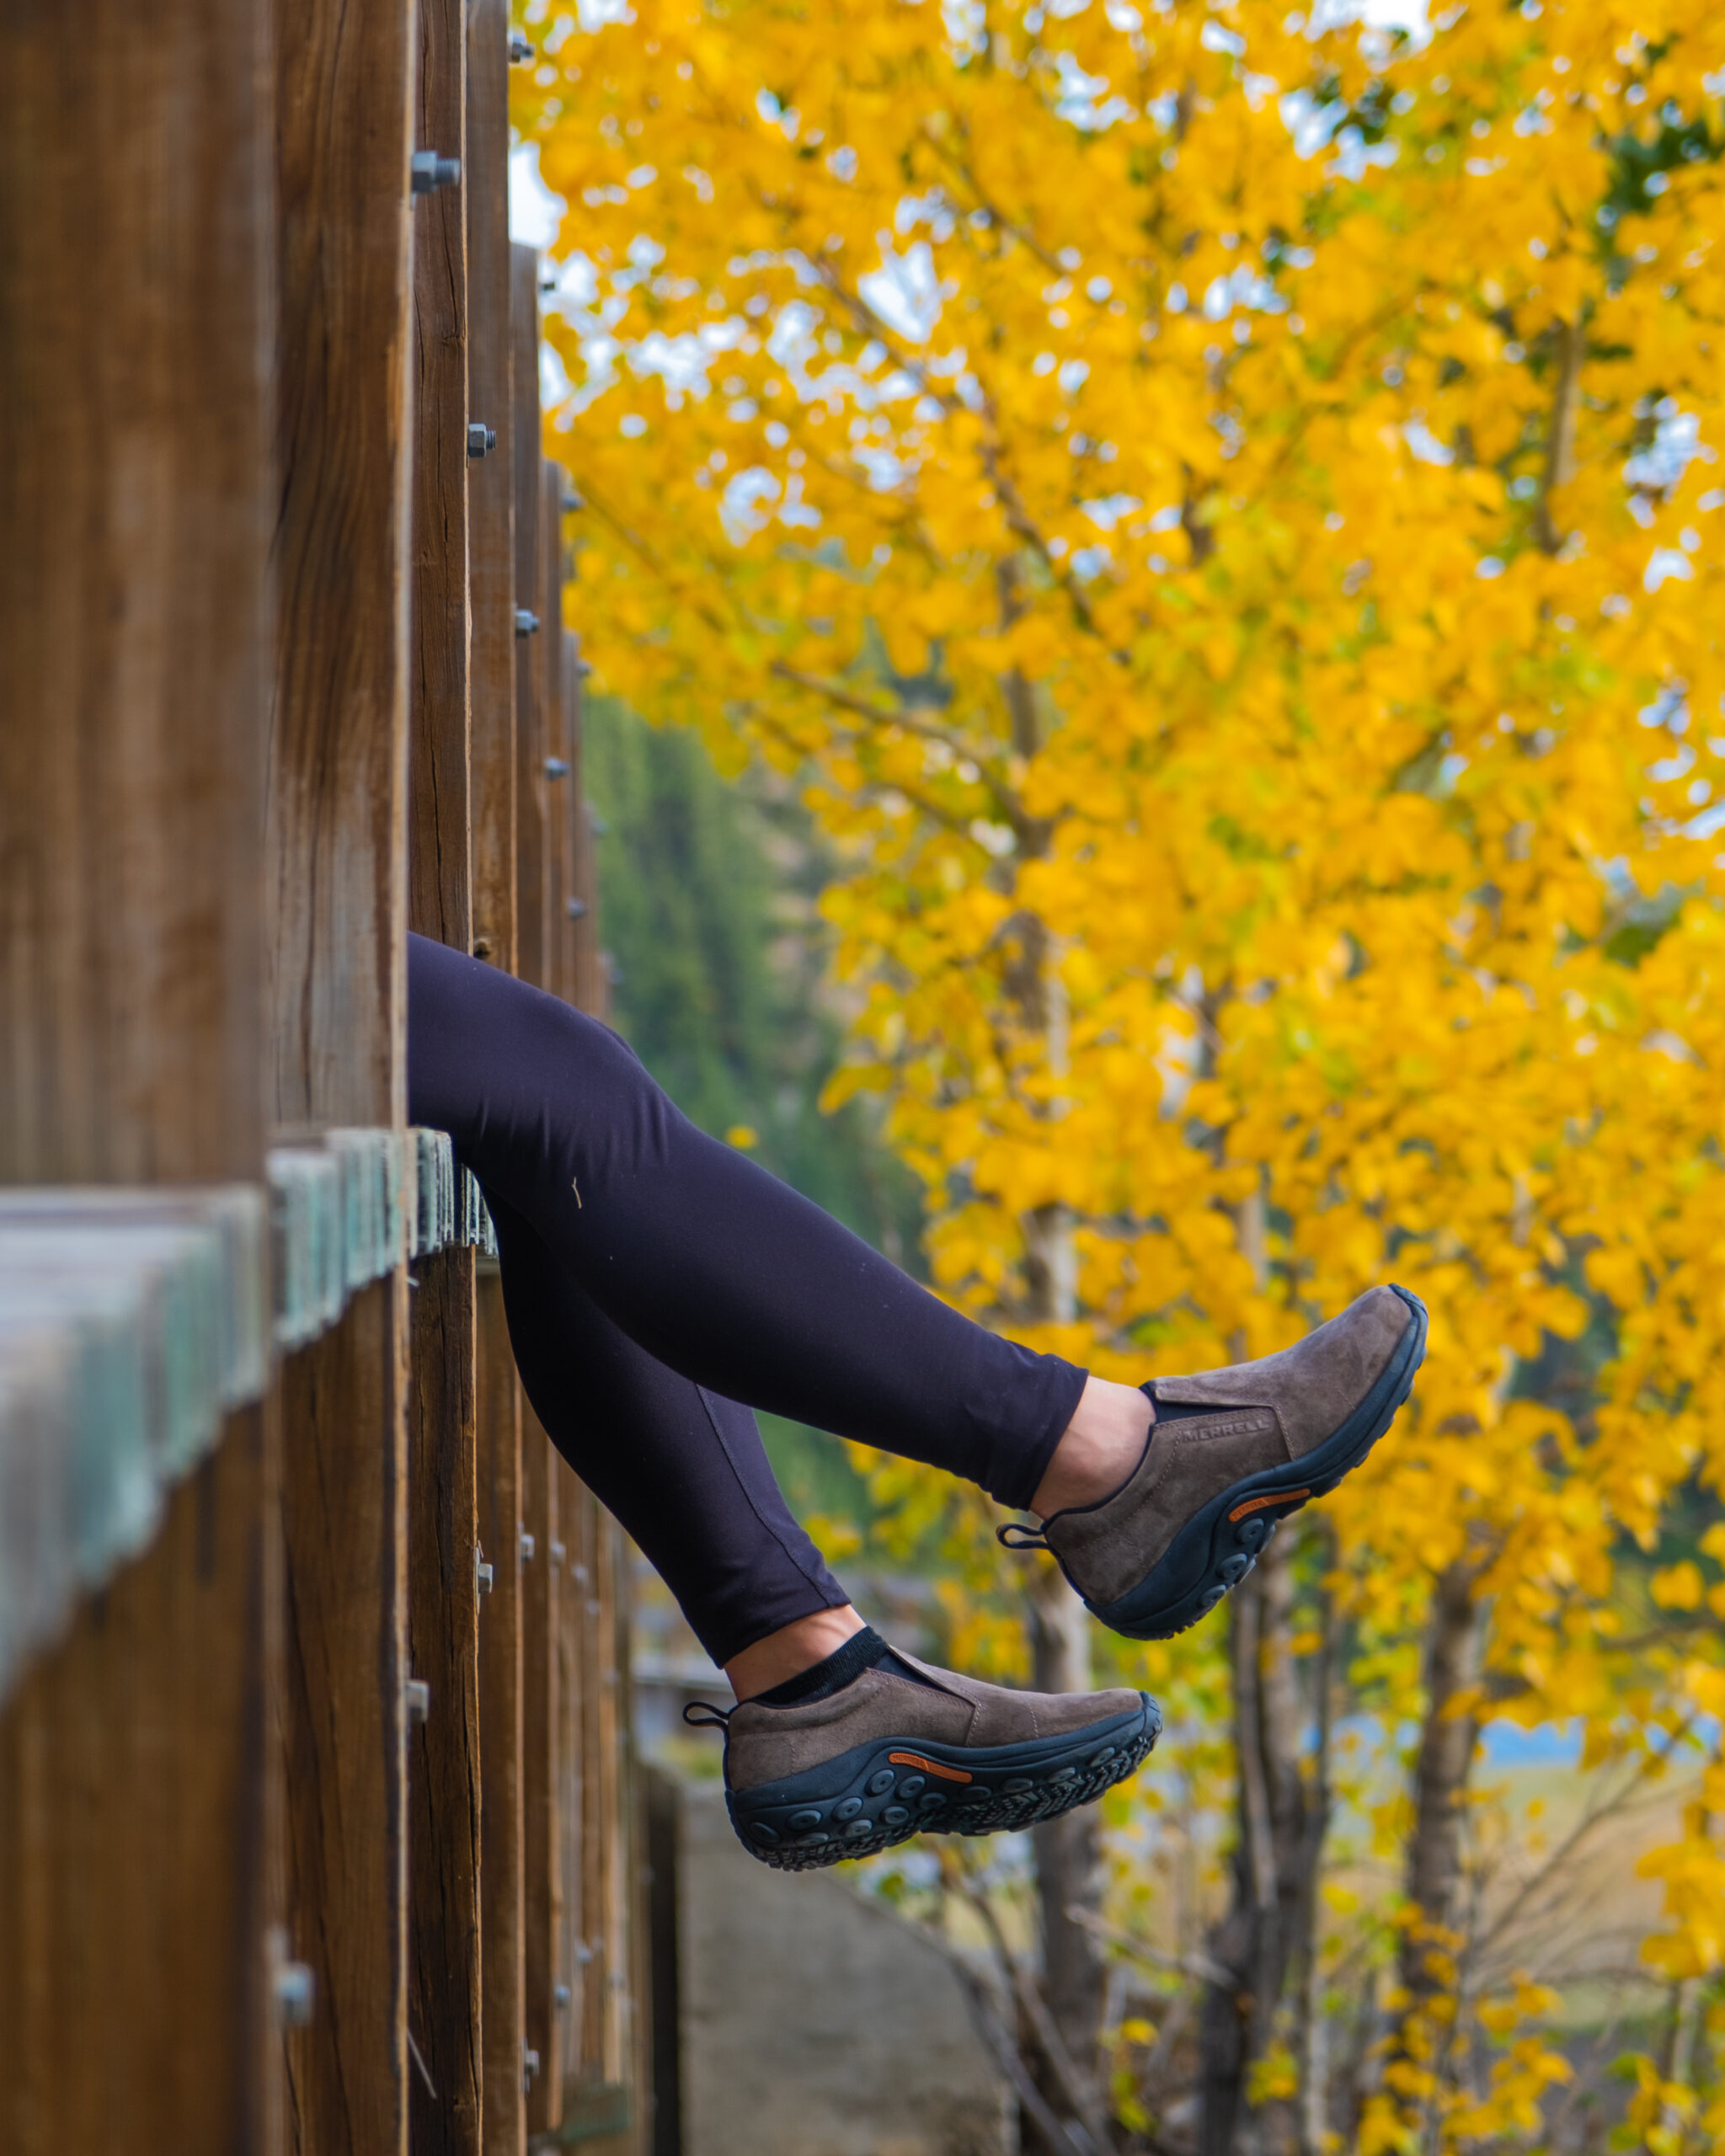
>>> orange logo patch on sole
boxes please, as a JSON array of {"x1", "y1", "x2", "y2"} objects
[
  {"x1": 887, "y1": 1751, "x2": 972, "y2": 1783},
  {"x1": 1228, "y1": 1488, "x2": 1308, "y2": 1524}
]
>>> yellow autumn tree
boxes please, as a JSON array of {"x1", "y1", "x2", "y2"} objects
[{"x1": 515, "y1": 0, "x2": 1725, "y2": 2143}]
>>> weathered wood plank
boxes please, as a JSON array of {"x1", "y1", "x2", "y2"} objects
[
  {"x1": 0, "y1": 0, "x2": 270, "y2": 1186},
  {"x1": 405, "y1": 9, "x2": 482, "y2": 2148},
  {"x1": 0, "y1": 5, "x2": 279, "y2": 2150},
  {"x1": 522, "y1": 1405, "x2": 563, "y2": 2132},
  {"x1": 577, "y1": 1491, "x2": 610, "y2": 2083},
  {"x1": 409, "y1": 0, "x2": 473, "y2": 954},
  {"x1": 477, "y1": 1271, "x2": 526, "y2": 2156},
  {"x1": 467, "y1": 0, "x2": 517, "y2": 973},
  {"x1": 280, "y1": 1279, "x2": 410, "y2": 2156},
  {"x1": 270, "y1": 0, "x2": 415, "y2": 1131},
  {"x1": 512, "y1": 246, "x2": 551, "y2": 994},
  {"x1": 553, "y1": 1455, "x2": 589, "y2": 2095},
  {"x1": 540, "y1": 468, "x2": 573, "y2": 1008},
  {"x1": 408, "y1": 1244, "x2": 482, "y2": 2155},
  {"x1": 0, "y1": 1407, "x2": 280, "y2": 2156},
  {"x1": 563, "y1": 628, "x2": 606, "y2": 1021},
  {"x1": 270, "y1": 6, "x2": 417, "y2": 2151}
]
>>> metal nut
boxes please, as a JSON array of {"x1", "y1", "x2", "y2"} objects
[
  {"x1": 476, "y1": 1547, "x2": 494, "y2": 1595},
  {"x1": 515, "y1": 608, "x2": 540, "y2": 637},
  {"x1": 275, "y1": 1960, "x2": 316, "y2": 2029},
  {"x1": 544, "y1": 756, "x2": 570, "y2": 780},
  {"x1": 509, "y1": 31, "x2": 534, "y2": 61},
  {"x1": 521, "y1": 1529, "x2": 537, "y2": 1562},
  {"x1": 467, "y1": 421, "x2": 497, "y2": 457},
  {"x1": 404, "y1": 1678, "x2": 431, "y2": 1724},
  {"x1": 410, "y1": 151, "x2": 462, "y2": 195},
  {"x1": 566, "y1": 897, "x2": 587, "y2": 920}
]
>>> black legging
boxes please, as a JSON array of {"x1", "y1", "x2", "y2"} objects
[{"x1": 407, "y1": 933, "x2": 1088, "y2": 1664}]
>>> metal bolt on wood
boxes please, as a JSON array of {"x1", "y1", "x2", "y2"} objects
[
  {"x1": 514, "y1": 608, "x2": 539, "y2": 637},
  {"x1": 475, "y1": 1546, "x2": 494, "y2": 1595},
  {"x1": 562, "y1": 491, "x2": 583, "y2": 513},
  {"x1": 520, "y1": 1529, "x2": 536, "y2": 1561},
  {"x1": 405, "y1": 1678, "x2": 431, "y2": 1723},
  {"x1": 275, "y1": 1961, "x2": 317, "y2": 2030},
  {"x1": 509, "y1": 31, "x2": 533, "y2": 60},
  {"x1": 523, "y1": 2044, "x2": 541, "y2": 2090},
  {"x1": 565, "y1": 897, "x2": 586, "y2": 920},
  {"x1": 467, "y1": 421, "x2": 497, "y2": 457},
  {"x1": 410, "y1": 150, "x2": 462, "y2": 195},
  {"x1": 544, "y1": 757, "x2": 569, "y2": 780}
]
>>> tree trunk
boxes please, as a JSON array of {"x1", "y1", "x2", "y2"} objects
[
  {"x1": 1028, "y1": 1566, "x2": 1107, "y2": 2138},
  {"x1": 1388, "y1": 1561, "x2": 1482, "y2": 2140},
  {"x1": 1199, "y1": 1529, "x2": 1328, "y2": 2156}
]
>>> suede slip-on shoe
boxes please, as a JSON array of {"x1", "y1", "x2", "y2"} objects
[
  {"x1": 1002, "y1": 1284, "x2": 1428, "y2": 1641},
  {"x1": 690, "y1": 1647, "x2": 1161, "y2": 1873}
]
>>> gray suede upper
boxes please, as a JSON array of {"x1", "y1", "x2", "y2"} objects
[
  {"x1": 725, "y1": 1649, "x2": 1142, "y2": 1792},
  {"x1": 1044, "y1": 1286, "x2": 1412, "y2": 1606}
]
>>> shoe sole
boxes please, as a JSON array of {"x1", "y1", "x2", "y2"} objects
[
  {"x1": 1088, "y1": 1285, "x2": 1429, "y2": 1641},
  {"x1": 727, "y1": 1694, "x2": 1162, "y2": 1873}
]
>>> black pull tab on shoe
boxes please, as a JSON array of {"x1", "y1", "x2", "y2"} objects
[
  {"x1": 683, "y1": 1700, "x2": 732, "y2": 1730},
  {"x1": 996, "y1": 1521, "x2": 1049, "y2": 1550}
]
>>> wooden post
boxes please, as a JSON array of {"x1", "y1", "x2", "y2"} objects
[
  {"x1": 0, "y1": 0, "x2": 270, "y2": 1193},
  {"x1": 270, "y1": 0, "x2": 417, "y2": 2148},
  {"x1": 542, "y1": 467, "x2": 573, "y2": 1006},
  {"x1": 563, "y1": 627, "x2": 606, "y2": 1020},
  {"x1": 409, "y1": 0, "x2": 473, "y2": 954},
  {"x1": 0, "y1": 3, "x2": 280, "y2": 2150},
  {"x1": 477, "y1": 1272, "x2": 526, "y2": 2156},
  {"x1": 466, "y1": 0, "x2": 517, "y2": 975},
  {"x1": 522, "y1": 1406, "x2": 563, "y2": 2134},
  {"x1": 512, "y1": 246, "x2": 551, "y2": 995},
  {"x1": 405, "y1": 3, "x2": 483, "y2": 2148},
  {"x1": 408, "y1": 1231, "x2": 483, "y2": 2155},
  {"x1": 553, "y1": 1455, "x2": 590, "y2": 2101},
  {"x1": 0, "y1": 1410, "x2": 280, "y2": 2156}
]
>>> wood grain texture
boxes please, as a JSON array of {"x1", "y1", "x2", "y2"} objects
[
  {"x1": 0, "y1": 1408, "x2": 280, "y2": 2156},
  {"x1": 577, "y1": 1492, "x2": 610, "y2": 2082},
  {"x1": 280, "y1": 1278, "x2": 411, "y2": 2156},
  {"x1": 538, "y1": 467, "x2": 572, "y2": 1007},
  {"x1": 563, "y1": 628, "x2": 606, "y2": 1019},
  {"x1": 553, "y1": 1456, "x2": 589, "y2": 2092},
  {"x1": 408, "y1": 1244, "x2": 482, "y2": 2156},
  {"x1": 269, "y1": 0, "x2": 415, "y2": 1129},
  {"x1": 477, "y1": 1270, "x2": 526, "y2": 2156},
  {"x1": 466, "y1": 0, "x2": 517, "y2": 972},
  {"x1": 409, "y1": 0, "x2": 473, "y2": 952},
  {"x1": 522, "y1": 1404, "x2": 563, "y2": 2132},
  {"x1": 511, "y1": 246, "x2": 551, "y2": 993},
  {"x1": 0, "y1": 0, "x2": 270, "y2": 1183}
]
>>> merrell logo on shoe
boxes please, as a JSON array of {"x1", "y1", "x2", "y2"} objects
[
  {"x1": 1228, "y1": 1489, "x2": 1307, "y2": 1523},
  {"x1": 888, "y1": 1751, "x2": 972, "y2": 1782}
]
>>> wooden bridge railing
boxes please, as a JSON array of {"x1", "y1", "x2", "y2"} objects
[{"x1": 0, "y1": 4, "x2": 645, "y2": 2153}]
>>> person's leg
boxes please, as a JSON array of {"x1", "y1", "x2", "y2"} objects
[
  {"x1": 408, "y1": 932, "x2": 1089, "y2": 1510},
  {"x1": 486, "y1": 1190, "x2": 857, "y2": 1672},
  {"x1": 410, "y1": 934, "x2": 1423, "y2": 1668}
]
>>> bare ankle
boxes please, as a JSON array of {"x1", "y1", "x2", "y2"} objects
[
  {"x1": 724, "y1": 1604, "x2": 867, "y2": 1703},
  {"x1": 1032, "y1": 1376, "x2": 1153, "y2": 1519}
]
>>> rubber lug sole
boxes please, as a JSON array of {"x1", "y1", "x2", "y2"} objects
[
  {"x1": 726, "y1": 1694, "x2": 1162, "y2": 1873},
  {"x1": 1089, "y1": 1284, "x2": 1429, "y2": 1641}
]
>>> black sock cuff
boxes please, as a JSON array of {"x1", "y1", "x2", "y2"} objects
[{"x1": 753, "y1": 1624, "x2": 889, "y2": 1708}]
